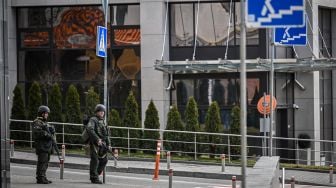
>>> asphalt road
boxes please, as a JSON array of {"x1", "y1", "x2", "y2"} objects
[
  {"x1": 10, "y1": 164, "x2": 333, "y2": 188},
  {"x1": 10, "y1": 164, "x2": 236, "y2": 188}
]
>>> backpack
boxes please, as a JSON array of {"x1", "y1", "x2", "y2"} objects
[{"x1": 81, "y1": 115, "x2": 98, "y2": 144}]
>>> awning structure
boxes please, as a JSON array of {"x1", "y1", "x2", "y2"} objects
[{"x1": 154, "y1": 58, "x2": 336, "y2": 74}]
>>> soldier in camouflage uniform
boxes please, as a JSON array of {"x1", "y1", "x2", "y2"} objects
[
  {"x1": 32, "y1": 105, "x2": 57, "y2": 184},
  {"x1": 87, "y1": 104, "x2": 111, "y2": 184}
]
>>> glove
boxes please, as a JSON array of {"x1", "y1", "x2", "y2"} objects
[{"x1": 48, "y1": 126, "x2": 55, "y2": 134}]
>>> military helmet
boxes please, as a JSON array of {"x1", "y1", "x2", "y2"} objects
[
  {"x1": 95, "y1": 104, "x2": 106, "y2": 113},
  {"x1": 38, "y1": 105, "x2": 50, "y2": 114}
]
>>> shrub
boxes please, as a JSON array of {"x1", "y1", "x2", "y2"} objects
[
  {"x1": 204, "y1": 101, "x2": 222, "y2": 158},
  {"x1": 143, "y1": 100, "x2": 160, "y2": 154},
  {"x1": 184, "y1": 97, "x2": 200, "y2": 155},
  {"x1": 164, "y1": 105, "x2": 184, "y2": 154},
  {"x1": 85, "y1": 86, "x2": 100, "y2": 117},
  {"x1": 108, "y1": 109, "x2": 122, "y2": 148},
  {"x1": 48, "y1": 83, "x2": 63, "y2": 123},
  {"x1": 123, "y1": 91, "x2": 141, "y2": 151},
  {"x1": 27, "y1": 81, "x2": 42, "y2": 120},
  {"x1": 65, "y1": 84, "x2": 82, "y2": 146},
  {"x1": 230, "y1": 105, "x2": 241, "y2": 159},
  {"x1": 10, "y1": 85, "x2": 28, "y2": 145},
  {"x1": 48, "y1": 83, "x2": 63, "y2": 139}
]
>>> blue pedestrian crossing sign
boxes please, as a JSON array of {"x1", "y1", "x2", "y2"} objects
[
  {"x1": 247, "y1": 0, "x2": 305, "y2": 28},
  {"x1": 96, "y1": 26, "x2": 107, "y2": 57},
  {"x1": 274, "y1": 22, "x2": 307, "y2": 46}
]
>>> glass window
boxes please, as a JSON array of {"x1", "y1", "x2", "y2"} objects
[
  {"x1": 20, "y1": 31, "x2": 50, "y2": 48},
  {"x1": 110, "y1": 48, "x2": 141, "y2": 80},
  {"x1": 235, "y1": 3, "x2": 259, "y2": 45},
  {"x1": 319, "y1": 8, "x2": 332, "y2": 58},
  {"x1": 172, "y1": 75, "x2": 263, "y2": 130},
  {"x1": 18, "y1": 50, "x2": 52, "y2": 82},
  {"x1": 196, "y1": 3, "x2": 234, "y2": 46},
  {"x1": 52, "y1": 7, "x2": 107, "y2": 49},
  {"x1": 112, "y1": 28, "x2": 140, "y2": 46},
  {"x1": 111, "y1": 5, "x2": 140, "y2": 26},
  {"x1": 18, "y1": 8, "x2": 52, "y2": 28},
  {"x1": 54, "y1": 49, "x2": 103, "y2": 81},
  {"x1": 170, "y1": 4, "x2": 194, "y2": 47}
]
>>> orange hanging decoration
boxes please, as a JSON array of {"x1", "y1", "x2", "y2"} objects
[{"x1": 257, "y1": 95, "x2": 277, "y2": 115}]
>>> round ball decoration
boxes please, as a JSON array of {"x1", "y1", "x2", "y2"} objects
[{"x1": 257, "y1": 95, "x2": 277, "y2": 115}]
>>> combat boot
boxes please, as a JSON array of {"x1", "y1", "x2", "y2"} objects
[
  {"x1": 44, "y1": 177, "x2": 52, "y2": 184},
  {"x1": 36, "y1": 178, "x2": 50, "y2": 184},
  {"x1": 91, "y1": 178, "x2": 102, "y2": 184}
]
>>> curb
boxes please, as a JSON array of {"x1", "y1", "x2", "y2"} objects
[
  {"x1": 11, "y1": 157, "x2": 336, "y2": 187},
  {"x1": 10, "y1": 158, "x2": 240, "y2": 180}
]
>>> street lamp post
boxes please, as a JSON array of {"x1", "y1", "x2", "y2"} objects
[
  {"x1": 240, "y1": 1, "x2": 247, "y2": 188},
  {"x1": 102, "y1": 0, "x2": 109, "y2": 121}
]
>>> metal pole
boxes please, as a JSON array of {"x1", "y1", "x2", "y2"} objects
[
  {"x1": 221, "y1": 154, "x2": 225, "y2": 172},
  {"x1": 167, "y1": 151, "x2": 171, "y2": 169},
  {"x1": 168, "y1": 169, "x2": 173, "y2": 188},
  {"x1": 282, "y1": 168, "x2": 285, "y2": 188},
  {"x1": 263, "y1": 92, "x2": 267, "y2": 156},
  {"x1": 228, "y1": 136, "x2": 231, "y2": 164},
  {"x1": 60, "y1": 158, "x2": 64, "y2": 179},
  {"x1": 30, "y1": 123, "x2": 33, "y2": 149},
  {"x1": 240, "y1": 0, "x2": 247, "y2": 187},
  {"x1": 269, "y1": 29, "x2": 275, "y2": 157},
  {"x1": 330, "y1": 165, "x2": 334, "y2": 183},
  {"x1": 232, "y1": 176, "x2": 237, "y2": 188},
  {"x1": 103, "y1": 0, "x2": 109, "y2": 124},
  {"x1": 62, "y1": 123, "x2": 64, "y2": 144},
  {"x1": 296, "y1": 140, "x2": 299, "y2": 165},
  {"x1": 194, "y1": 133, "x2": 197, "y2": 160},
  {"x1": 291, "y1": 176, "x2": 295, "y2": 188},
  {"x1": 127, "y1": 129, "x2": 130, "y2": 157},
  {"x1": 61, "y1": 144, "x2": 65, "y2": 160}
]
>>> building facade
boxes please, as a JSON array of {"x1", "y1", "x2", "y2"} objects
[{"x1": 2, "y1": 2, "x2": 336, "y2": 184}]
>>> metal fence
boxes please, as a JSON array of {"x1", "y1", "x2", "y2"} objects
[{"x1": 9, "y1": 119, "x2": 336, "y2": 166}]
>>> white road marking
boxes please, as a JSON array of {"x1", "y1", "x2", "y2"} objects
[{"x1": 11, "y1": 165, "x2": 231, "y2": 187}]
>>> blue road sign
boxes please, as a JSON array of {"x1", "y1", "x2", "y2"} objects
[
  {"x1": 96, "y1": 26, "x2": 107, "y2": 57},
  {"x1": 274, "y1": 23, "x2": 307, "y2": 46},
  {"x1": 247, "y1": 0, "x2": 305, "y2": 28}
]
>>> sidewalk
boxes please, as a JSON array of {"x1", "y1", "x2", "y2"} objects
[{"x1": 10, "y1": 151, "x2": 336, "y2": 187}]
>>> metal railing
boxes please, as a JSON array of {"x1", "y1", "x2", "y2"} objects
[{"x1": 9, "y1": 119, "x2": 336, "y2": 166}]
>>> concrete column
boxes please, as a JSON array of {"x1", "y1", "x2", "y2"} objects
[
  {"x1": 1, "y1": 0, "x2": 11, "y2": 187},
  {"x1": 8, "y1": 0, "x2": 17, "y2": 112},
  {"x1": 140, "y1": 0, "x2": 170, "y2": 132}
]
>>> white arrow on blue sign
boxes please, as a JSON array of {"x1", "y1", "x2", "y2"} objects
[
  {"x1": 274, "y1": 22, "x2": 307, "y2": 46},
  {"x1": 96, "y1": 26, "x2": 107, "y2": 57},
  {"x1": 246, "y1": 0, "x2": 305, "y2": 28}
]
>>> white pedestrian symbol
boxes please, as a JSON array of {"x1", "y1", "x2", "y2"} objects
[
  {"x1": 99, "y1": 30, "x2": 105, "y2": 52},
  {"x1": 282, "y1": 27, "x2": 290, "y2": 39},
  {"x1": 261, "y1": 0, "x2": 275, "y2": 16}
]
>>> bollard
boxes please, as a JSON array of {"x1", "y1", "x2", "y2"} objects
[
  {"x1": 61, "y1": 144, "x2": 65, "y2": 160},
  {"x1": 168, "y1": 169, "x2": 173, "y2": 188},
  {"x1": 114, "y1": 149, "x2": 119, "y2": 167},
  {"x1": 10, "y1": 140, "x2": 14, "y2": 157},
  {"x1": 103, "y1": 168, "x2": 106, "y2": 184},
  {"x1": 153, "y1": 140, "x2": 161, "y2": 180},
  {"x1": 232, "y1": 176, "x2": 236, "y2": 188},
  {"x1": 291, "y1": 176, "x2": 295, "y2": 188},
  {"x1": 167, "y1": 151, "x2": 171, "y2": 170},
  {"x1": 221, "y1": 154, "x2": 225, "y2": 172},
  {"x1": 60, "y1": 158, "x2": 64, "y2": 180},
  {"x1": 330, "y1": 165, "x2": 334, "y2": 183},
  {"x1": 282, "y1": 168, "x2": 285, "y2": 188}
]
